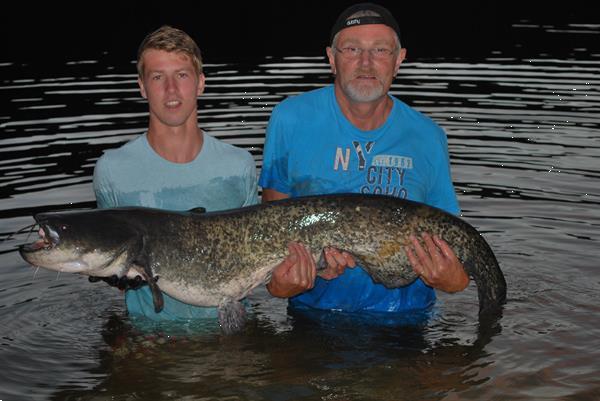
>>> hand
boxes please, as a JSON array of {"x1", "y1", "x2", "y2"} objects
[
  {"x1": 404, "y1": 233, "x2": 469, "y2": 293},
  {"x1": 88, "y1": 275, "x2": 146, "y2": 291},
  {"x1": 319, "y1": 246, "x2": 356, "y2": 280},
  {"x1": 267, "y1": 242, "x2": 317, "y2": 298}
]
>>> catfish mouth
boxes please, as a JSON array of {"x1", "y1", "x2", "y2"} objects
[{"x1": 20, "y1": 224, "x2": 59, "y2": 253}]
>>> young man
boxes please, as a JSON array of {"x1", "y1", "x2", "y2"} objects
[
  {"x1": 93, "y1": 26, "x2": 315, "y2": 320},
  {"x1": 261, "y1": 3, "x2": 469, "y2": 314}
]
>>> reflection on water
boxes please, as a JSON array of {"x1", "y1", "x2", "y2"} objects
[{"x1": 1, "y1": 21, "x2": 600, "y2": 401}]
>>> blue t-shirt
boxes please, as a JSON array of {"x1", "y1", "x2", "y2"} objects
[
  {"x1": 259, "y1": 85, "x2": 459, "y2": 313},
  {"x1": 93, "y1": 132, "x2": 258, "y2": 320}
]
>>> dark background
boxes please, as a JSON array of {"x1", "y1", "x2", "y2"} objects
[{"x1": 2, "y1": 0, "x2": 597, "y2": 64}]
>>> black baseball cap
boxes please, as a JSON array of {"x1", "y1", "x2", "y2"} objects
[{"x1": 329, "y1": 3, "x2": 401, "y2": 45}]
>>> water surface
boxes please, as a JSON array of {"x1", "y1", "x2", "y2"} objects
[{"x1": 1, "y1": 18, "x2": 599, "y2": 401}]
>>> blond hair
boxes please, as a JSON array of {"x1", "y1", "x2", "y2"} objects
[{"x1": 136, "y1": 25, "x2": 203, "y2": 78}]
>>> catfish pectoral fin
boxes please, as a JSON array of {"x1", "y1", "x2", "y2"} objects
[
  {"x1": 135, "y1": 265, "x2": 164, "y2": 313},
  {"x1": 218, "y1": 301, "x2": 247, "y2": 334},
  {"x1": 147, "y1": 277, "x2": 164, "y2": 313}
]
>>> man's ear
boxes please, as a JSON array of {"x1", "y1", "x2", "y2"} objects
[
  {"x1": 395, "y1": 48, "x2": 407, "y2": 75},
  {"x1": 197, "y1": 73, "x2": 206, "y2": 96},
  {"x1": 138, "y1": 77, "x2": 147, "y2": 99},
  {"x1": 326, "y1": 47, "x2": 336, "y2": 75}
]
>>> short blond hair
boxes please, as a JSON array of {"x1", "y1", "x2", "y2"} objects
[{"x1": 136, "y1": 25, "x2": 203, "y2": 78}]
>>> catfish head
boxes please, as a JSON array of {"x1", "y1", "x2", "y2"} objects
[{"x1": 19, "y1": 209, "x2": 141, "y2": 276}]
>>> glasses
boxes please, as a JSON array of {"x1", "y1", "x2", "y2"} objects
[{"x1": 334, "y1": 46, "x2": 396, "y2": 60}]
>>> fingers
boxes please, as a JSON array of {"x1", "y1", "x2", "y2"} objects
[
  {"x1": 404, "y1": 243, "x2": 420, "y2": 273},
  {"x1": 320, "y1": 252, "x2": 340, "y2": 279},
  {"x1": 324, "y1": 248, "x2": 345, "y2": 277},
  {"x1": 405, "y1": 237, "x2": 424, "y2": 283},
  {"x1": 422, "y1": 233, "x2": 442, "y2": 260},
  {"x1": 292, "y1": 241, "x2": 317, "y2": 286},
  {"x1": 128, "y1": 275, "x2": 145, "y2": 290},
  {"x1": 281, "y1": 242, "x2": 299, "y2": 269},
  {"x1": 407, "y1": 234, "x2": 432, "y2": 277},
  {"x1": 405, "y1": 233, "x2": 444, "y2": 286},
  {"x1": 432, "y1": 235, "x2": 454, "y2": 259},
  {"x1": 431, "y1": 235, "x2": 469, "y2": 292},
  {"x1": 268, "y1": 242, "x2": 317, "y2": 297},
  {"x1": 320, "y1": 247, "x2": 356, "y2": 280},
  {"x1": 341, "y1": 250, "x2": 357, "y2": 267},
  {"x1": 269, "y1": 242, "x2": 358, "y2": 295},
  {"x1": 325, "y1": 247, "x2": 348, "y2": 266},
  {"x1": 88, "y1": 274, "x2": 146, "y2": 291},
  {"x1": 404, "y1": 233, "x2": 469, "y2": 292}
]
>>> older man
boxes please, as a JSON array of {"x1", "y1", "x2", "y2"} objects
[{"x1": 261, "y1": 3, "x2": 469, "y2": 314}]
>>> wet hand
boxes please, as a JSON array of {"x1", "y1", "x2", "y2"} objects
[
  {"x1": 404, "y1": 233, "x2": 469, "y2": 293},
  {"x1": 88, "y1": 275, "x2": 146, "y2": 291},
  {"x1": 319, "y1": 247, "x2": 356, "y2": 280},
  {"x1": 267, "y1": 242, "x2": 317, "y2": 298}
]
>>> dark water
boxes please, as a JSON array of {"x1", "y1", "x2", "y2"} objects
[{"x1": 1, "y1": 5, "x2": 600, "y2": 401}]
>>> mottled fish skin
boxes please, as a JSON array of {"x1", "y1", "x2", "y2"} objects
[{"x1": 19, "y1": 193, "x2": 507, "y2": 332}]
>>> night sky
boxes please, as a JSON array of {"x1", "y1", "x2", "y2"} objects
[{"x1": 2, "y1": 1, "x2": 596, "y2": 63}]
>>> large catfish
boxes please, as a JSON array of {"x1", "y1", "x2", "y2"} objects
[{"x1": 19, "y1": 193, "x2": 507, "y2": 333}]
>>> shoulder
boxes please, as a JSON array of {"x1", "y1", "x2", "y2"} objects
[
  {"x1": 94, "y1": 135, "x2": 147, "y2": 190},
  {"x1": 272, "y1": 86, "x2": 332, "y2": 119},
  {"x1": 96, "y1": 134, "x2": 146, "y2": 168},
  {"x1": 392, "y1": 97, "x2": 447, "y2": 143},
  {"x1": 392, "y1": 98, "x2": 441, "y2": 129},
  {"x1": 203, "y1": 133, "x2": 255, "y2": 167}
]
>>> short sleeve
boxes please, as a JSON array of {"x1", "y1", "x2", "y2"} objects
[
  {"x1": 243, "y1": 154, "x2": 259, "y2": 206},
  {"x1": 93, "y1": 155, "x2": 117, "y2": 209},
  {"x1": 258, "y1": 106, "x2": 292, "y2": 195},
  {"x1": 425, "y1": 128, "x2": 460, "y2": 215}
]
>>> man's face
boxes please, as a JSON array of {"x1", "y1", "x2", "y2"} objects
[
  {"x1": 327, "y1": 24, "x2": 406, "y2": 103},
  {"x1": 138, "y1": 49, "x2": 205, "y2": 128}
]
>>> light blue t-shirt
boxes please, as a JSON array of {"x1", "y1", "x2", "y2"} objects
[
  {"x1": 259, "y1": 85, "x2": 459, "y2": 313},
  {"x1": 93, "y1": 132, "x2": 258, "y2": 320}
]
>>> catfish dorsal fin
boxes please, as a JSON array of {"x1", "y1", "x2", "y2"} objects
[{"x1": 188, "y1": 207, "x2": 206, "y2": 214}]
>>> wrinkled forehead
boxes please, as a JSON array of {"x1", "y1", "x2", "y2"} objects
[{"x1": 335, "y1": 24, "x2": 399, "y2": 46}]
